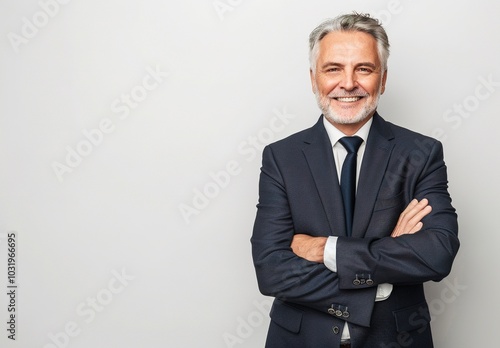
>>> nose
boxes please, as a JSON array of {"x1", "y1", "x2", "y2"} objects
[{"x1": 339, "y1": 70, "x2": 356, "y2": 91}]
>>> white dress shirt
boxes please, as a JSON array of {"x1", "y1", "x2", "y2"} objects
[{"x1": 322, "y1": 116, "x2": 393, "y2": 340}]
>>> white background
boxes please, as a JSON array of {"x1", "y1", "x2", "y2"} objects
[{"x1": 1, "y1": 1, "x2": 499, "y2": 347}]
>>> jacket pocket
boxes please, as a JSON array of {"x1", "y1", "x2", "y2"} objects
[
  {"x1": 269, "y1": 300, "x2": 303, "y2": 334},
  {"x1": 393, "y1": 302, "x2": 431, "y2": 333}
]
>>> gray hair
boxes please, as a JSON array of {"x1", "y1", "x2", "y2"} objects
[{"x1": 309, "y1": 13, "x2": 390, "y2": 72}]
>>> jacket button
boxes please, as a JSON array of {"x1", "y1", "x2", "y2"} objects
[
  {"x1": 332, "y1": 326, "x2": 340, "y2": 334},
  {"x1": 353, "y1": 279, "x2": 361, "y2": 286}
]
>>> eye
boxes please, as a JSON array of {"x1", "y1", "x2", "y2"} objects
[{"x1": 357, "y1": 67, "x2": 373, "y2": 74}]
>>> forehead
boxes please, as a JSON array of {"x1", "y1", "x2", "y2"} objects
[{"x1": 317, "y1": 31, "x2": 380, "y2": 65}]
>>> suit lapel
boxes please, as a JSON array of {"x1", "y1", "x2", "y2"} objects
[
  {"x1": 352, "y1": 113, "x2": 395, "y2": 238},
  {"x1": 301, "y1": 117, "x2": 347, "y2": 236}
]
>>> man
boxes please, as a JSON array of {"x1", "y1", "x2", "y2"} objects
[{"x1": 251, "y1": 13, "x2": 459, "y2": 348}]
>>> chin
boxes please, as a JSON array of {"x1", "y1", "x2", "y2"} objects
[
  {"x1": 324, "y1": 108, "x2": 373, "y2": 125},
  {"x1": 315, "y1": 90, "x2": 380, "y2": 127}
]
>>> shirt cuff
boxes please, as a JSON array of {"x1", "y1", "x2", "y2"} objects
[
  {"x1": 323, "y1": 236, "x2": 338, "y2": 272},
  {"x1": 376, "y1": 283, "x2": 393, "y2": 301}
]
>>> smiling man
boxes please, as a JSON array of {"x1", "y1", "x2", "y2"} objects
[
  {"x1": 311, "y1": 29, "x2": 387, "y2": 134},
  {"x1": 251, "y1": 13, "x2": 459, "y2": 348}
]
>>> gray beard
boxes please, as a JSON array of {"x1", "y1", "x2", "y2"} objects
[{"x1": 315, "y1": 92, "x2": 380, "y2": 125}]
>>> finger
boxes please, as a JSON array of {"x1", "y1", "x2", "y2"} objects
[
  {"x1": 414, "y1": 198, "x2": 429, "y2": 211},
  {"x1": 401, "y1": 198, "x2": 429, "y2": 223},
  {"x1": 399, "y1": 199, "x2": 419, "y2": 218},
  {"x1": 396, "y1": 199, "x2": 429, "y2": 232},
  {"x1": 392, "y1": 199, "x2": 418, "y2": 237},
  {"x1": 406, "y1": 205, "x2": 432, "y2": 231},
  {"x1": 398, "y1": 205, "x2": 432, "y2": 236},
  {"x1": 392, "y1": 199, "x2": 431, "y2": 237},
  {"x1": 409, "y1": 222, "x2": 423, "y2": 234},
  {"x1": 411, "y1": 204, "x2": 432, "y2": 224}
]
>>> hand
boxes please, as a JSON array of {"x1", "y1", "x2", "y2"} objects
[
  {"x1": 391, "y1": 198, "x2": 432, "y2": 237},
  {"x1": 291, "y1": 198, "x2": 431, "y2": 261},
  {"x1": 291, "y1": 234, "x2": 327, "y2": 263}
]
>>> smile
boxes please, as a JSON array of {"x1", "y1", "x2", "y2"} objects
[{"x1": 334, "y1": 97, "x2": 363, "y2": 103}]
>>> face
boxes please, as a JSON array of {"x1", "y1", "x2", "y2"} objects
[{"x1": 310, "y1": 31, "x2": 387, "y2": 134}]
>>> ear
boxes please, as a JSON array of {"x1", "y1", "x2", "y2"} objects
[
  {"x1": 380, "y1": 69, "x2": 388, "y2": 95},
  {"x1": 310, "y1": 69, "x2": 317, "y2": 93}
]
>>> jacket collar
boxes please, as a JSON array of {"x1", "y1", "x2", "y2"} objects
[{"x1": 301, "y1": 113, "x2": 395, "y2": 237}]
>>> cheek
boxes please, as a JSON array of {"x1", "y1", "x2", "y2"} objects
[
  {"x1": 316, "y1": 77, "x2": 337, "y2": 94},
  {"x1": 359, "y1": 77, "x2": 383, "y2": 95}
]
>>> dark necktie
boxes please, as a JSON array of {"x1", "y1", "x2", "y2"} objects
[{"x1": 338, "y1": 136, "x2": 363, "y2": 237}]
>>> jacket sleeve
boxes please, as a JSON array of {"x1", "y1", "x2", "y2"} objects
[
  {"x1": 251, "y1": 145, "x2": 377, "y2": 327},
  {"x1": 336, "y1": 140, "x2": 460, "y2": 290}
]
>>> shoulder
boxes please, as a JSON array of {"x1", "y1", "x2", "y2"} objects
[
  {"x1": 266, "y1": 116, "x2": 326, "y2": 151},
  {"x1": 375, "y1": 114, "x2": 443, "y2": 158}
]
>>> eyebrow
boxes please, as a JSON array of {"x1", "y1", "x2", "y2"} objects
[
  {"x1": 320, "y1": 62, "x2": 378, "y2": 70},
  {"x1": 356, "y1": 62, "x2": 378, "y2": 69}
]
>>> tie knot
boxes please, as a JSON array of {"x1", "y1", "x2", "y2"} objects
[{"x1": 339, "y1": 136, "x2": 363, "y2": 154}]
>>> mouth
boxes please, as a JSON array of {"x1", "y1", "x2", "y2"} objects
[{"x1": 333, "y1": 96, "x2": 365, "y2": 103}]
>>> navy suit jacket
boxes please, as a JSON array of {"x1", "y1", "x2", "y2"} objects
[{"x1": 251, "y1": 113, "x2": 459, "y2": 348}]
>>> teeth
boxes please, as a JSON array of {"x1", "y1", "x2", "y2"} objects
[{"x1": 336, "y1": 97, "x2": 361, "y2": 102}]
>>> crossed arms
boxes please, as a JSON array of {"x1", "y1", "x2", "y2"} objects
[
  {"x1": 291, "y1": 198, "x2": 432, "y2": 263},
  {"x1": 251, "y1": 139, "x2": 459, "y2": 327}
]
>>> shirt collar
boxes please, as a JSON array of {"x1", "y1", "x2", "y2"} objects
[{"x1": 323, "y1": 115, "x2": 373, "y2": 147}]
